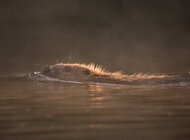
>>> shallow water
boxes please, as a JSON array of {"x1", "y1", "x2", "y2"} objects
[{"x1": 0, "y1": 76, "x2": 190, "y2": 140}]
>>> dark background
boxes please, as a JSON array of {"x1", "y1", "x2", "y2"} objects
[{"x1": 0, "y1": 0, "x2": 190, "y2": 74}]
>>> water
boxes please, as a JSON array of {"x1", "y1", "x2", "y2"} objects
[{"x1": 0, "y1": 75, "x2": 190, "y2": 140}]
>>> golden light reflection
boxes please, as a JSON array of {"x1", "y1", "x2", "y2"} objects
[
  {"x1": 87, "y1": 85, "x2": 109, "y2": 109},
  {"x1": 89, "y1": 124, "x2": 106, "y2": 129},
  {"x1": 88, "y1": 84, "x2": 105, "y2": 93}
]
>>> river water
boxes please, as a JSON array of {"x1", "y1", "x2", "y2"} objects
[{"x1": 0, "y1": 75, "x2": 190, "y2": 140}]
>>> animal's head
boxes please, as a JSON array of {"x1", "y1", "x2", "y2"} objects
[{"x1": 43, "y1": 63, "x2": 93, "y2": 81}]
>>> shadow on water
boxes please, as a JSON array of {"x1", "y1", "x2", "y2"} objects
[{"x1": 0, "y1": 76, "x2": 190, "y2": 140}]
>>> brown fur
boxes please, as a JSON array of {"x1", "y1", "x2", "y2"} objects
[{"x1": 42, "y1": 63, "x2": 190, "y2": 85}]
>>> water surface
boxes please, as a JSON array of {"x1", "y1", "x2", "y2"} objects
[{"x1": 0, "y1": 76, "x2": 190, "y2": 140}]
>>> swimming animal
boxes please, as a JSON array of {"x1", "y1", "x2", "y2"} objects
[{"x1": 36, "y1": 63, "x2": 190, "y2": 85}]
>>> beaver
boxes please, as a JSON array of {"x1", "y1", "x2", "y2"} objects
[{"x1": 41, "y1": 63, "x2": 190, "y2": 85}]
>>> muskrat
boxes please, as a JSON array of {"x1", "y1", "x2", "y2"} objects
[{"x1": 41, "y1": 63, "x2": 190, "y2": 85}]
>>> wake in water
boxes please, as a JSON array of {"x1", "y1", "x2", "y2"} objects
[{"x1": 26, "y1": 63, "x2": 190, "y2": 86}]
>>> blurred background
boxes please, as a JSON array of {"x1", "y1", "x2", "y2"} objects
[{"x1": 0, "y1": 0, "x2": 190, "y2": 75}]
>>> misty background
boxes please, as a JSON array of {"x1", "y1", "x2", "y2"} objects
[{"x1": 0, "y1": 0, "x2": 190, "y2": 75}]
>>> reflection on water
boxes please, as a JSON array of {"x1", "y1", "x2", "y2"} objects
[{"x1": 0, "y1": 76, "x2": 190, "y2": 140}]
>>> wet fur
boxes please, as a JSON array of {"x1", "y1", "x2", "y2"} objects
[{"x1": 42, "y1": 63, "x2": 190, "y2": 85}]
